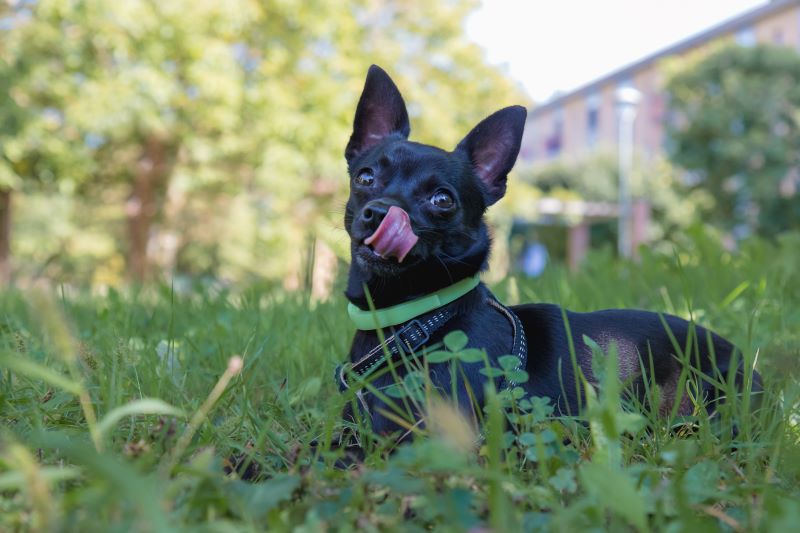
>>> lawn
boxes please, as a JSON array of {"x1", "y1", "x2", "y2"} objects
[{"x1": 1, "y1": 227, "x2": 799, "y2": 532}]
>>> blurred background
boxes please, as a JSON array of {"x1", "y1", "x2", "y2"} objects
[{"x1": 1, "y1": 0, "x2": 799, "y2": 294}]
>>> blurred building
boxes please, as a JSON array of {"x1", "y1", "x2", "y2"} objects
[{"x1": 520, "y1": 0, "x2": 800, "y2": 167}]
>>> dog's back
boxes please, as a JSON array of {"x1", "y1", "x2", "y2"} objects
[{"x1": 513, "y1": 304, "x2": 761, "y2": 416}]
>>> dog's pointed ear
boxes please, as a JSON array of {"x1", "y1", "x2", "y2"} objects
[
  {"x1": 345, "y1": 65, "x2": 410, "y2": 163},
  {"x1": 456, "y1": 106, "x2": 527, "y2": 206}
]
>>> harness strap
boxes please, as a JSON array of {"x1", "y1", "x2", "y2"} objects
[
  {"x1": 335, "y1": 306, "x2": 458, "y2": 393},
  {"x1": 486, "y1": 298, "x2": 528, "y2": 390},
  {"x1": 336, "y1": 294, "x2": 529, "y2": 448},
  {"x1": 336, "y1": 296, "x2": 528, "y2": 396}
]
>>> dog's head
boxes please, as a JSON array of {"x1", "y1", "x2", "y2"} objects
[{"x1": 344, "y1": 65, "x2": 526, "y2": 298}]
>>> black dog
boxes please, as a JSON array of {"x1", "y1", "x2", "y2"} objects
[{"x1": 338, "y1": 65, "x2": 760, "y2": 438}]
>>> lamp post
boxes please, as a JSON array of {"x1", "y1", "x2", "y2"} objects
[{"x1": 615, "y1": 86, "x2": 641, "y2": 258}]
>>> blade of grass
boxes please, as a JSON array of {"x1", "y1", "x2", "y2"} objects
[
  {"x1": 160, "y1": 356, "x2": 243, "y2": 476},
  {"x1": 97, "y1": 398, "x2": 186, "y2": 439}
]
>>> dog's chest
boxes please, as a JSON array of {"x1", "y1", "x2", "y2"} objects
[{"x1": 345, "y1": 306, "x2": 513, "y2": 434}]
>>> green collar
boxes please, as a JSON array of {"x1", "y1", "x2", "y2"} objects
[{"x1": 347, "y1": 274, "x2": 481, "y2": 330}]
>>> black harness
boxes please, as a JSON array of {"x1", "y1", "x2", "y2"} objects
[{"x1": 334, "y1": 295, "x2": 528, "y2": 412}]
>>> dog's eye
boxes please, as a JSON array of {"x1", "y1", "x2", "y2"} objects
[
  {"x1": 430, "y1": 191, "x2": 455, "y2": 209},
  {"x1": 354, "y1": 169, "x2": 374, "y2": 186}
]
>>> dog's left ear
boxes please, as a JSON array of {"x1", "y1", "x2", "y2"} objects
[{"x1": 456, "y1": 106, "x2": 527, "y2": 206}]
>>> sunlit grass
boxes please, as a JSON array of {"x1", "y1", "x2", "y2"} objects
[{"x1": 1, "y1": 229, "x2": 798, "y2": 531}]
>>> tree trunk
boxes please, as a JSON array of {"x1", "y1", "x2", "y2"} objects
[
  {"x1": 127, "y1": 137, "x2": 170, "y2": 283},
  {"x1": 0, "y1": 189, "x2": 11, "y2": 285}
]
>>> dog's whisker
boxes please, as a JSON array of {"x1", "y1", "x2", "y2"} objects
[
  {"x1": 436, "y1": 252, "x2": 472, "y2": 267},
  {"x1": 435, "y1": 255, "x2": 455, "y2": 284}
]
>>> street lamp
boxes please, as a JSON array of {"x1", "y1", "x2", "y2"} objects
[{"x1": 615, "y1": 86, "x2": 641, "y2": 258}]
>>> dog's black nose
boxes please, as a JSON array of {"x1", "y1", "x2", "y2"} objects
[{"x1": 360, "y1": 200, "x2": 390, "y2": 226}]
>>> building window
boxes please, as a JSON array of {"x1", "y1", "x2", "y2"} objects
[
  {"x1": 585, "y1": 92, "x2": 600, "y2": 148},
  {"x1": 519, "y1": 123, "x2": 535, "y2": 161},
  {"x1": 545, "y1": 107, "x2": 563, "y2": 157},
  {"x1": 736, "y1": 26, "x2": 757, "y2": 47}
]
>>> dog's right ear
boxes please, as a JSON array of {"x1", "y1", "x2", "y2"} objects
[{"x1": 345, "y1": 65, "x2": 410, "y2": 164}]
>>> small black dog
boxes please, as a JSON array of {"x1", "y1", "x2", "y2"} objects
[{"x1": 338, "y1": 65, "x2": 760, "y2": 438}]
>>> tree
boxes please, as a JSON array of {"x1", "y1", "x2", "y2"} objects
[
  {"x1": 3, "y1": 0, "x2": 526, "y2": 285},
  {"x1": 665, "y1": 44, "x2": 800, "y2": 236},
  {"x1": 0, "y1": 52, "x2": 25, "y2": 284},
  {"x1": 0, "y1": 2, "x2": 96, "y2": 283},
  {"x1": 240, "y1": 0, "x2": 527, "y2": 286},
  {"x1": 4, "y1": 0, "x2": 264, "y2": 281}
]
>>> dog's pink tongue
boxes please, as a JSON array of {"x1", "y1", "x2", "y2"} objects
[{"x1": 364, "y1": 206, "x2": 419, "y2": 263}]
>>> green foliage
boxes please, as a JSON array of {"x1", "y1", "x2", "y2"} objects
[
  {"x1": 516, "y1": 152, "x2": 713, "y2": 254},
  {"x1": 1, "y1": 0, "x2": 525, "y2": 283},
  {"x1": 0, "y1": 9, "x2": 94, "y2": 194},
  {"x1": 666, "y1": 44, "x2": 800, "y2": 236},
  {"x1": 0, "y1": 229, "x2": 798, "y2": 530}
]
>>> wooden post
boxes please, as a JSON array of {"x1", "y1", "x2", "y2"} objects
[
  {"x1": 567, "y1": 221, "x2": 590, "y2": 271},
  {"x1": 311, "y1": 238, "x2": 337, "y2": 301},
  {"x1": 631, "y1": 200, "x2": 651, "y2": 260}
]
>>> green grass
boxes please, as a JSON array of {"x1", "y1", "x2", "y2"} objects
[{"x1": 1, "y1": 227, "x2": 799, "y2": 532}]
